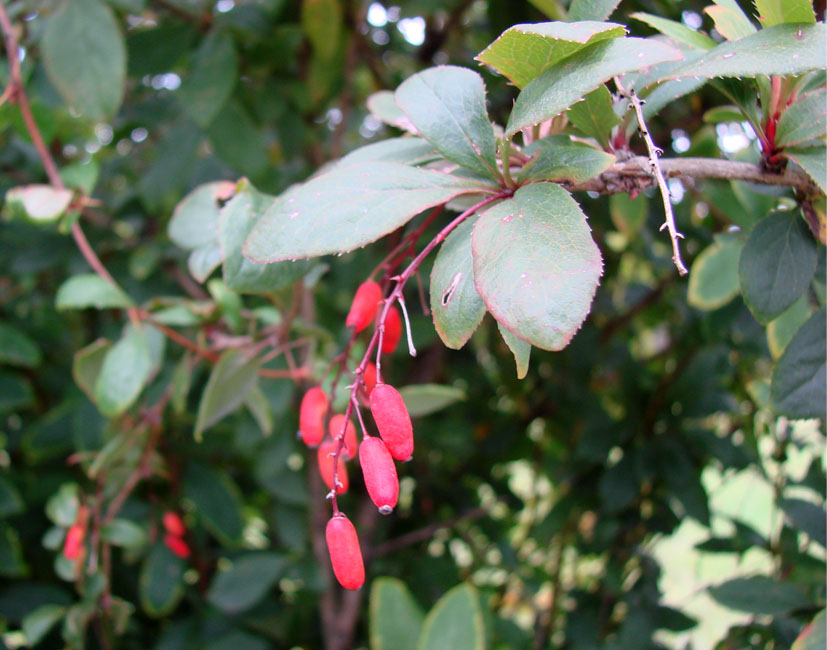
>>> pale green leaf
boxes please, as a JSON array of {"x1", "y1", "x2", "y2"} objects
[
  {"x1": 567, "y1": 0, "x2": 621, "y2": 22},
  {"x1": 94, "y1": 327, "x2": 154, "y2": 416},
  {"x1": 22, "y1": 604, "x2": 66, "y2": 647},
  {"x1": 767, "y1": 296, "x2": 812, "y2": 359},
  {"x1": 498, "y1": 322, "x2": 531, "y2": 379},
  {"x1": 472, "y1": 183, "x2": 602, "y2": 351},
  {"x1": 771, "y1": 307, "x2": 826, "y2": 419},
  {"x1": 630, "y1": 13, "x2": 716, "y2": 50},
  {"x1": 792, "y1": 610, "x2": 826, "y2": 650},
  {"x1": 337, "y1": 138, "x2": 439, "y2": 167},
  {"x1": 397, "y1": 384, "x2": 466, "y2": 417},
  {"x1": 101, "y1": 519, "x2": 147, "y2": 549},
  {"x1": 188, "y1": 241, "x2": 224, "y2": 283},
  {"x1": 195, "y1": 349, "x2": 260, "y2": 439},
  {"x1": 687, "y1": 236, "x2": 744, "y2": 311},
  {"x1": 417, "y1": 583, "x2": 485, "y2": 650},
  {"x1": 168, "y1": 181, "x2": 237, "y2": 250},
  {"x1": 370, "y1": 577, "x2": 425, "y2": 650},
  {"x1": 72, "y1": 339, "x2": 111, "y2": 401},
  {"x1": 245, "y1": 386, "x2": 273, "y2": 436},
  {"x1": 754, "y1": 0, "x2": 815, "y2": 27},
  {"x1": 366, "y1": 91, "x2": 417, "y2": 133},
  {"x1": 517, "y1": 135, "x2": 616, "y2": 184},
  {"x1": 705, "y1": 1, "x2": 756, "y2": 41},
  {"x1": 56, "y1": 275, "x2": 133, "y2": 311}
]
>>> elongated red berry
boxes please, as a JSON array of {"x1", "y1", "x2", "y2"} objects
[
  {"x1": 381, "y1": 306, "x2": 403, "y2": 354},
  {"x1": 162, "y1": 511, "x2": 186, "y2": 537},
  {"x1": 326, "y1": 515, "x2": 365, "y2": 590},
  {"x1": 63, "y1": 524, "x2": 84, "y2": 560},
  {"x1": 363, "y1": 362, "x2": 377, "y2": 398},
  {"x1": 299, "y1": 387, "x2": 328, "y2": 447},
  {"x1": 369, "y1": 383, "x2": 413, "y2": 461},
  {"x1": 318, "y1": 439, "x2": 349, "y2": 494},
  {"x1": 360, "y1": 436, "x2": 398, "y2": 514},
  {"x1": 164, "y1": 533, "x2": 191, "y2": 558},
  {"x1": 346, "y1": 281, "x2": 382, "y2": 333},
  {"x1": 329, "y1": 414, "x2": 358, "y2": 459}
]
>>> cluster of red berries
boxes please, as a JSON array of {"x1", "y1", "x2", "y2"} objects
[
  {"x1": 299, "y1": 280, "x2": 413, "y2": 590},
  {"x1": 162, "y1": 511, "x2": 191, "y2": 558}
]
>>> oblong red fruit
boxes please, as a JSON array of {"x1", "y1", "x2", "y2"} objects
[
  {"x1": 299, "y1": 387, "x2": 328, "y2": 447},
  {"x1": 164, "y1": 533, "x2": 191, "y2": 558},
  {"x1": 381, "y1": 305, "x2": 403, "y2": 354},
  {"x1": 317, "y1": 439, "x2": 349, "y2": 494},
  {"x1": 346, "y1": 281, "x2": 382, "y2": 333},
  {"x1": 369, "y1": 383, "x2": 413, "y2": 461},
  {"x1": 359, "y1": 436, "x2": 398, "y2": 514},
  {"x1": 329, "y1": 414, "x2": 358, "y2": 459},
  {"x1": 326, "y1": 515, "x2": 365, "y2": 590},
  {"x1": 63, "y1": 524, "x2": 84, "y2": 560},
  {"x1": 162, "y1": 511, "x2": 186, "y2": 537},
  {"x1": 363, "y1": 362, "x2": 377, "y2": 398}
]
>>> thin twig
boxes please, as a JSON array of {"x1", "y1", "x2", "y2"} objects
[{"x1": 615, "y1": 77, "x2": 687, "y2": 276}]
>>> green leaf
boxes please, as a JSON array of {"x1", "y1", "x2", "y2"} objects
[
  {"x1": 472, "y1": 183, "x2": 602, "y2": 351},
  {"x1": 194, "y1": 349, "x2": 260, "y2": 439},
  {"x1": 666, "y1": 23, "x2": 827, "y2": 81},
  {"x1": 72, "y1": 339, "x2": 112, "y2": 400},
  {"x1": 207, "y1": 553, "x2": 286, "y2": 614},
  {"x1": 417, "y1": 583, "x2": 485, "y2": 650},
  {"x1": 517, "y1": 135, "x2": 616, "y2": 184},
  {"x1": 140, "y1": 544, "x2": 186, "y2": 617},
  {"x1": 767, "y1": 295, "x2": 812, "y2": 360},
  {"x1": 781, "y1": 497, "x2": 826, "y2": 547},
  {"x1": 366, "y1": 90, "x2": 417, "y2": 133},
  {"x1": 771, "y1": 307, "x2": 826, "y2": 419},
  {"x1": 565, "y1": 86, "x2": 620, "y2": 148},
  {"x1": 45, "y1": 483, "x2": 79, "y2": 528},
  {"x1": 244, "y1": 386, "x2": 273, "y2": 436},
  {"x1": 395, "y1": 66, "x2": 499, "y2": 180},
  {"x1": 630, "y1": 13, "x2": 716, "y2": 50},
  {"x1": 506, "y1": 37, "x2": 682, "y2": 137},
  {"x1": 183, "y1": 462, "x2": 244, "y2": 545},
  {"x1": 755, "y1": 0, "x2": 815, "y2": 27},
  {"x1": 177, "y1": 31, "x2": 238, "y2": 128},
  {"x1": 0, "y1": 323, "x2": 41, "y2": 368},
  {"x1": 476, "y1": 21, "x2": 626, "y2": 89},
  {"x1": 786, "y1": 147, "x2": 827, "y2": 194},
  {"x1": 220, "y1": 180, "x2": 311, "y2": 294},
  {"x1": 609, "y1": 192, "x2": 648, "y2": 235},
  {"x1": 127, "y1": 21, "x2": 197, "y2": 77},
  {"x1": 397, "y1": 384, "x2": 466, "y2": 417},
  {"x1": 3, "y1": 185, "x2": 74, "y2": 223},
  {"x1": 337, "y1": 137, "x2": 439, "y2": 167},
  {"x1": 101, "y1": 519, "x2": 147, "y2": 550},
  {"x1": 42, "y1": 0, "x2": 126, "y2": 121},
  {"x1": 776, "y1": 88, "x2": 827, "y2": 148},
  {"x1": 206, "y1": 631, "x2": 269, "y2": 650},
  {"x1": 0, "y1": 476, "x2": 23, "y2": 518},
  {"x1": 60, "y1": 161, "x2": 99, "y2": 195},
  {"x1": 168, "y1": 181, "x2": 237, "y2": 250},
  {"x1": 793, "y1": 610, "x2": 827, "y2": 650},
  {"x1": 370, "y1": 577, "x2": 425, "y2": 650},
  {"x1": 527, "y1": 0, "x2": 565, "y2": 20},
  {"x1": 687, "y1": 235, "x2": 743, "y2": 311},
  {"x1": 94, "y1": 327, "x2": 154, "y2": 417},
  {"x1": 23, "y1": 604, "x2": 66, "y2": 647},
  {"x1": 188, "y1": 241, "x2": 224, "y2": 283},
  {"x1": 708, "y1": 576, "x2": 812, "y2": 615},
  {"x1": 55, "y1": 274, "x2": 133, "y2": 311},
  {"x1": 567, "y1": 0, "x2": 621, "y2": 22},
  {"x1": 430, "y1": 216, "x2": 486, "y2": 349},
  {"x1": 739, "y1": 211, "x2": 818, "y2": 323},
  {"x1": 301, "y1": 0, "x2": 342, "y2": 60},
  {"x1": 498, "y1": 322, "x2": 531, "y2": 379},
  {"x1": 0, "y1": 522, "x2": 26, "y2": 576},
  {"x1": 0, "y1": 371, "x2": 34, "y2": 413},
  {"x1": 244, "y1": 162, "x2": 485, "y2": 263},
  {"x1": 207, "y1": 100, "x2": 270, "y2": 179}
]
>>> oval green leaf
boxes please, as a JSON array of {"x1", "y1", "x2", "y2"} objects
[
  {"x1": 417, "y1": 583, "x2": 485, "y2": 650},
  {"x1": 771, "y1": 307, "x2": 826, "y2": 420},
  {"x1": 370, "y1": 577, "x2": 425, "y2": 650}
]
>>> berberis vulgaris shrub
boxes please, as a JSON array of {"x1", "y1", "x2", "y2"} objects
[{"x1": 0, "y1": 0, "x2": 824, "y2": 648}]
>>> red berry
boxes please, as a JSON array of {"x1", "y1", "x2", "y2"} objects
[
  {"x1": 369, "y1": 383, "x2": 413, "y2": 461},
  {"x1": 329, "y1": 414, "x2": 358, "y2": 459},
  {"x1": 317, "y1": 439, "x2": 349, "y2": 494},
  {"x1": 63, "y1": 524, "x2": 84, "y2": 560},
  {"x1": 381, "y1": 306, "x2": 403, "y2": 354},
  {"x1": 360, "y1": 436, "x2": 398, "y2": 514},
  {"x1": 162, "y1": 511, "x2": 186, "y2": 538},
  {"x1": 363, "y1": 362, "x2": 377, "y2": 398},
  {"x1": 346, "y1": 281, "x2": 382, "y2": 333},
  {"x1": 299, "y1": 387, "x2": 328, "y2": 447},
  {"x1": 164, "y1": 533, "x2": 191, "y2": 558},
  {"x1": 325, "y1": 515, "x2": 365, "y2": 590}
]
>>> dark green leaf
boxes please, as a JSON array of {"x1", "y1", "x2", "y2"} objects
[
  {"x1": 567, "y1": 0, "x2": 621, "y2": 21},
  {"x1": 177, "y1": 31, "x2": 238, "y2": 128},
  {"x1": 22, "y1": 604, "x2": 66, "y2": 647},
  {"x1": 506, "y1": 38, "x2": 681, "y2": 136},
  {"x1": 472, "y1": 183, "x2": 602, "y2": 350},
  {"x1": 0, "y1": 522, "x2": 26, "y2": 577},
  {"x1": 207, "y1": 553, "x2": 286, "y2": 614},
  {"x1": 687, "y1": 236, "x2": 743, "y2": 311},
  {"x1": 140, "y1": 545, "x2": 186, "y2": 617},
  {"x1": 183, "y1": 462, "x2": 244, "y2": 545},
  {"x1": 609, "y1": 191, "x2": 647, "y2": 235},
  {"x1": 517, "y1": 136, "x2": 615, "y2": 184},
  {"x1": 395, "y1": 66, "x2": 499, "y2": 180},
  {"x1": 418, "y1": 583, "x2": 485, "y2": 650},
  {"x1": 101, "y1": 519, "x2": 147, "y2": 549},
  {"x1": 244, "y1": 386, "x2": 273, "y2": 436},
  {"x1": 786, "y1": 147, "x2": 827, "y2": 194},
  {"x1": 126, "y1": 21, "x2": 197, "y2": 77},
  {"x1": 771, "y1": 308, "x2": 826, "y2": 419},
  {"x1": 244, "y1": 162, "x2": 486, "y2": 262},
  {"x1": 430, "y1": 216, "x2": 486, "y2": 349},
  {"x1": 776, "y1": 88, "x2": 827, "y2": 148},
  {"x1": 0, "y1": 476, "x2": 23, "y2": 519},
  {"x1": 301, "y1": 0, "x2": 342, "y2": 60},
  {"x1": 0, "y1": 323, "x2": 41, "y2": 368},
  {"x1": 370, "y1": 577, "x2": 425, "y2": 650},
  {"x1": 498, "y1": 322, "x2": 531, "y2": 379},
  {"x1": 207, "y1": 100, "x2": 270, "y2": 178},
  {"x1": 94, "y1": 327, "x2": 154, "y2": 417},
  {"x1": 55, "y1": 275, "x2": 133, "y2": 311},
  {"x1": 42, "y1": 0, "x2": 126, "y2": 120},
  {"x1": 194, "y1": 349, "x2": 260, "y2": 439},
  {"x1": 739, "y1": 211, "x2": 818, "y2": 323},
  {"x1": 708, "y1": 576, "x2": 812, "y2": 615},
  {"x1": 0, "y1": 371, "x2": 35, "y2": 414},
  {"x1": 206, "y1": 631, "x2": 269, "y2": 650},
  {"x1": 397, "y1": 384, "x2": 466, "y2": 417},
  {"x1": 781, "y1": 498, "x2": 826, "y2": 547}
]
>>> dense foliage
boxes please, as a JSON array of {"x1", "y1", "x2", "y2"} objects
[{"x1": 0, "y1": 0, "x2": 824, "y2": 649}]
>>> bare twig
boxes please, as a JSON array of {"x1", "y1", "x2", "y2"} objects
[{"x1": 615, "y1": 77, "x2": 687, "y2": 276}]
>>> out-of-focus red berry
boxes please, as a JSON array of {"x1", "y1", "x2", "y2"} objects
[
  {"x1": 317, "y1": 439, "x2": 349, "y2": 494},
  {"x1": 299, "y1": 386, "x2": 328, "y2": 447},
  {"x1": 346, "y1": 281, "x2": 382, "y2": 333},
  {"x1": 329, "y1": 414, "x2": 358, "y2": 459},
  {"x1": 162, "y1": 511, "x2": 186, "y2": 538},
  {"x1": 360, "y1": 436, "x2": 399, "y2": 514},
  {"x1": 381, "y1": 306, "x2": 403, "y2": 354},
  {"x1": 369, "y1": 383, "x2": 413, "y2": 461},
  {"x1": 164, "y1": 533, "x2": 191, "y2": 559}
]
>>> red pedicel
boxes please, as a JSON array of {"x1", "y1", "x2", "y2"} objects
[
  {"x1": 380, "y1": 305, "x2": 403, "y2": 354},
  {"x1": 369, "y1": 383, "x2": 414, "y2": 461},
  {"x1": 164, "y1": 533, "x2": 191, "y2": 559},
  {"x1": 359, "y1": 436, "x2": 399, "y2": 514},
  {"x1": 162, "y1": 511, "x2": 186, "y2": 538},
  {"x1": 317, "y1": 439, "x2": 349, "y2": 494},
  {"x1": 346, "y1": 281, "x2": 382, "y2": 333},
  {"x1": 363, "y1": 362, "x2": 377, "y2": 397},
  {"x1": 329, "y1": 414, "x2": 358, "y2": 459},
  {"x1": 299, "y1": 386, "x2": 328, "y2": 447},
  {"x1": 325, "y1": 515, "x2": 365, "y2": 590},
  {"x1": 63, "y1": 524, "x2": 84, "y2": 560}
]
